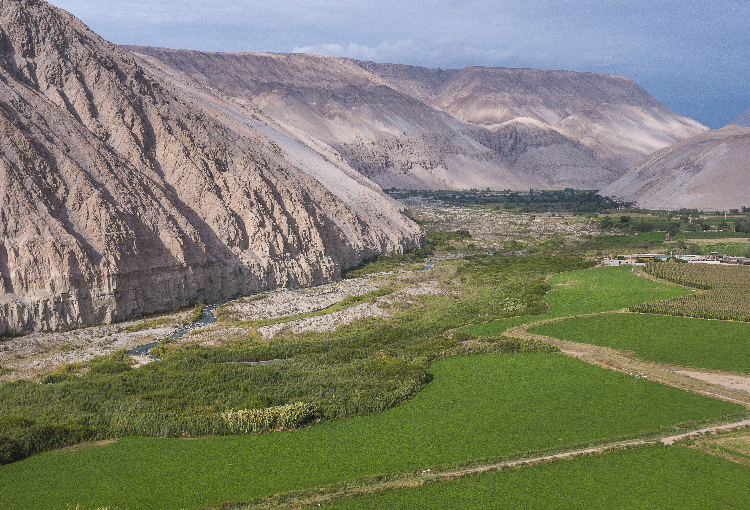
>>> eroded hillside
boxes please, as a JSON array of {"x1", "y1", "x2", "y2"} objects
[
  {"x1": 123, "y1": 47, "x2": 706, "y2": 191},
  {"x1": 0, "y1": 0, "x2": 422, "y2": 334},
  {"x1": 600, "y1": 125, "x2": 750, "y2": 210}
]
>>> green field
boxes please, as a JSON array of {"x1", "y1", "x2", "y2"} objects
[
  {"x1": 463, "y1": 266, "x2": 691, "y2": 337},
  {"x1": 530, "y1": 313, "x2": 750, "y2": 374},
  {"x1": 0, "y1": 353, "x2": 742, "y2": 510},
  {"x1": 324, "y1": 445, "x2": 750, "y2": 509}
]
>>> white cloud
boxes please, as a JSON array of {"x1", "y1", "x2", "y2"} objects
[{"x1": 292, "y1": 40, "x2": 419, "y2": 62}]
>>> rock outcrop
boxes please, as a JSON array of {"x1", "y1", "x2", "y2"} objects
[
  {"x1": 599, "y1": 125, "x2": 750, "y2": 210},
  {"x1": 123, "y1": 48, "x2": 707, "y2": 191},
  {"x1": 0, "y1": 0, "x2": 422, "y2": 334}
]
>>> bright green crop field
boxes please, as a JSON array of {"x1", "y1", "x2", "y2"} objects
[
  {"x1": 463, "y1": 265, "x2": 691, "y2": 337},
  {"x1": 325, "y1": 444, "x2": 750, "y2": 509},
  {"x1": 0, "y1": 353, "x2": 742, "y2": 510},
  {"x1": 530, "y1": 313, "x2": 750, "y2": 374}
]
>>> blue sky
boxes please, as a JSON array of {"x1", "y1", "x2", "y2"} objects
[{"x1": 48, "y1": 0, "x2": 749, "y2": 128}]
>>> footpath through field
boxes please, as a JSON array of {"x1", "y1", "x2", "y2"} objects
[{"x1": 504, "y1": 311, "x2": 750, "y2": 409}]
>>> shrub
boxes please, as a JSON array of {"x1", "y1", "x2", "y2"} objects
[
  {"x1": 189, "y1": 304, "x2": 204, "y2": 322},
  {"x1": 0, "y1": 436, "x2": 21, "y2": 465},
  {"x1": 221, "y1": 402, "x2": 319, "y2": 433},
  {"x1": 87, "y1": 362, "x2": 131, "y2": 375},
  {"x1": 42, "y1": 373, "x2": 70, "y2": 384}
]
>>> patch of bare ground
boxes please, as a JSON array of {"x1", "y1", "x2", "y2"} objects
[
  {"x1": 407, "y1": 202, "x2": 598, "y2": 247},
  {"x1": 0, "y1": 312, "x2": 191, "y2": 382},
  {"x1": 58, "y1": 438, "x2": 120, "y2": 453},
  {"x1": 220, "y1": 278, "x2": 384, "y2": 323},
  {"x1": 171, "y1": 268, "x2": 460, "y2": 346},
  {"x1": 688, "y1": 427, "x2": 750, "y2": 466},
  {"x1": 257, "y1": 276, "x2": 456, "y2": 339},
  {"x1": 257, "y1": 302, "x2": 390, "y2": 339}
]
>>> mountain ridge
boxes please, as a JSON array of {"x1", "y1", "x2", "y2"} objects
[{"x1": 122, "y1": 45, "x2": 707, "y2": 191}]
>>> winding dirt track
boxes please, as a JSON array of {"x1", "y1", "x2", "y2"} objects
[{"x1": 504, "y1": 312, "x2": 750, "y2": 409}]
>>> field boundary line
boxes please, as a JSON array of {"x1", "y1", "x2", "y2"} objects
[
  {"x1": 218, "y1": 420, "x2": 750, "y2": 510},
  {"x1": 503, "y1": 314, "x2": 750, "y2": 409}
]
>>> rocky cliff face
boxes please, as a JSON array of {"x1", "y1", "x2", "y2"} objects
[
  {"x1": 124, "y1": 48, "x2": 707, "y2": 191},
  {"x1": 600, "y1": 125, "x2": 750, "y2": 210},
  {"x1": 0, "y1": 0, "x2": 422, "y2": 334}
]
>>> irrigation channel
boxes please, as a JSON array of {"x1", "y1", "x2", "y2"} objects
[{"x1": 127, "y1": 260, "x2": 436, "y2": 359}]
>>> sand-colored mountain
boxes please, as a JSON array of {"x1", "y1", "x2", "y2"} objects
[
  {"x1": 731, "y1": 108, "x2": 750, "y2": 127},
  {"x1": 600, "y1": 125, "x2": 750, "y2": 210},
  {"x1": 0, "y1": 0, "x2": 422, "y2": 334},
  {"x1": 123, "y1": 47, "x2": 706, "y2": 191}
]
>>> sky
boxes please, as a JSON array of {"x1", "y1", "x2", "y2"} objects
[{"x1": 47, "y1": 0, "x2": 749, "y2": 129}]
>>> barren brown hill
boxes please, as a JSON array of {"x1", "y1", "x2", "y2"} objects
[
  {"x1": 600, "y1": 125, "x2": 750, "y2": 210},
  {"x1": 0, "y1": 0, "x2": 422, "y2": 334},
  {"x1": 731, "y1": 108, "x2": 750, "y2": 127},
  {"x1": 123, "y1": 47, "x2": 707, "y2": 191}
]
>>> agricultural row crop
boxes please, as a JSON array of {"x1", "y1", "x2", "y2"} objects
[
  {"x1": 633, "y1": 261, "x2": 750, "y2": 321},
  {"x1": 464, "y1": 265, "x2": 690, "y2": 337}
]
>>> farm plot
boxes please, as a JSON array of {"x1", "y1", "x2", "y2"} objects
[
  {"x1": 633, "y1": 261, "x2": 750, "y2": 321},
  {"x1": 0, "y1": 353, "x2": 742, "y2": 510},
  {"x1": 464, "y1": 265, "x2": 690, "y2": 338},
  {"x1": 530, "y1": 313, "x2": 750, "y2": 374},
  {"x1": 323, "y1": 444, "x2": 750, "y2": 510}
]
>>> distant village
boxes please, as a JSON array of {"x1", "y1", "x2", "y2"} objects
[{"x1": 606, "y1": 253, "x2": 750, "y2": 266}]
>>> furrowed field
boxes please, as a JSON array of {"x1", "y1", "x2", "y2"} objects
[{"x1": 631, "y1": 260, "x2": 750, "y2": 321}]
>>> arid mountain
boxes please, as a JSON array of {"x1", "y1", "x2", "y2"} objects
[
  {"x1": 731, "y1": 108, "x2": 750, "y2": 127},
  {"x1": 123, "y1": 47, "x2": 706, "y2": 191},
  {"x1": 0, "y1": 0, "x2": 422, "y2": 334},
  {"x1": 600, "y1": 125, "x2": 750, "y2": 210}
]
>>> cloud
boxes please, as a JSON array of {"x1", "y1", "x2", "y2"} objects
[{"x1": 292, "y1": 40, "x2": 419, "y2": 62}]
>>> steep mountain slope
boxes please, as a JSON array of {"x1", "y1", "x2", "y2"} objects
[
  {"x1": 123, "y1": 47, "x2": 706, "y2": 191},
  {"x1": 0, "y1": 0, "x2": 422, "y2": 334},
  {"x1": 731, "y1": 108, "x2": 750, "y2": 127},
  {"x1": 600, "y1": 125, "x2": 750, "y2": 210}
]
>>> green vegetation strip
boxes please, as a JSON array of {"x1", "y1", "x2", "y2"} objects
[
  {"x1": 463, "y1": 265, "x2": 690, "y2": 337},
  {"x1": 322, "y1": 445, "x2": 750, "y2": 509},
  {"x1": 0, "y1": 354, "x2": 742, "y2": 510},
  {"x1": 0, "y1": 255, "x2": 591, "y2": 463},
  {"x1": 530, "y1": 313, "x2": 750, "y2": 374}
]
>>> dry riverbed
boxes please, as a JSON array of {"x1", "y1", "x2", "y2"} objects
[
  {"x1": 0, "y1": 311, "x2": 192, "y2": 382},
  {"x1": 0, "y1": 267, "x2": 460, "y2": 380}
]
